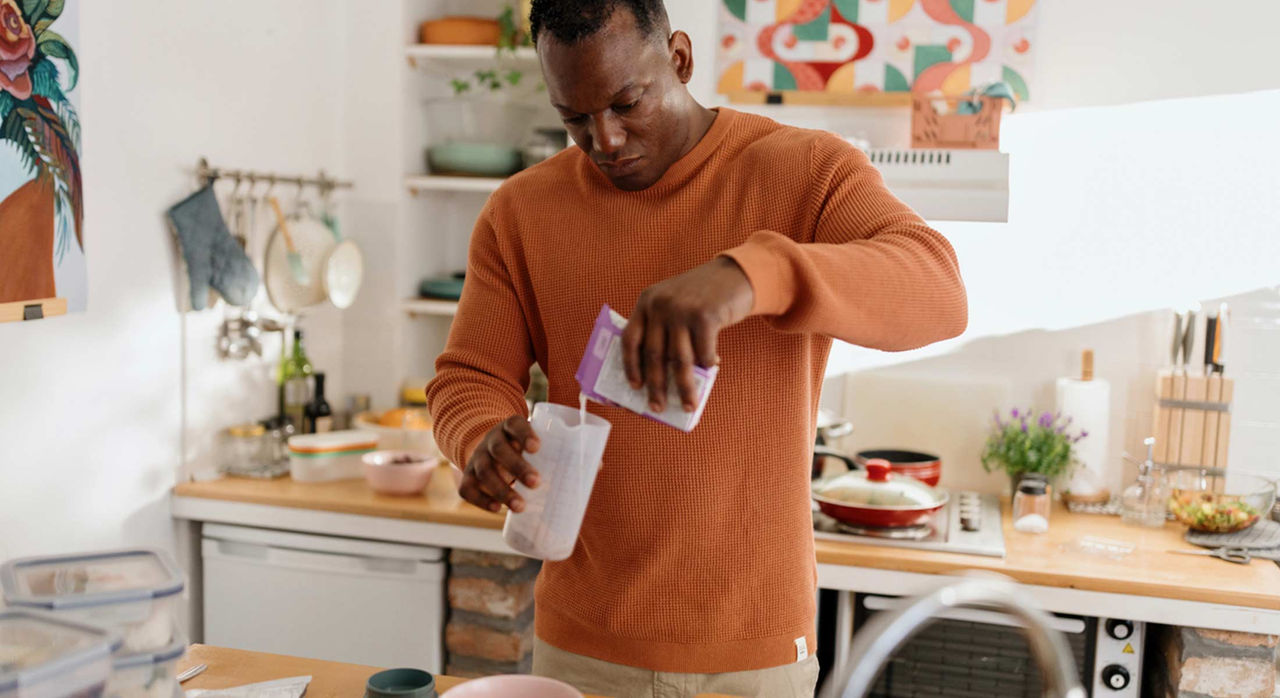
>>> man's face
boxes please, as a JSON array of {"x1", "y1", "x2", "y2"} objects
[{"x1": 538, "y1": 9, "x2": 688, "y2": 191}]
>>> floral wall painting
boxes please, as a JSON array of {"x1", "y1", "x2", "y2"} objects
[
  {"x1": 717, "y1": 0, "x2": 1037, "y2": 102},
  {"x1": 0, "y1": 0, "x2": 82, "y2": 320}
]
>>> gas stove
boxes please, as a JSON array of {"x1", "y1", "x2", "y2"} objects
[{"x1": 813, "y1": 491, "x2": 1006, "y2": 558}]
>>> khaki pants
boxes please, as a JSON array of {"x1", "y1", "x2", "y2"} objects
[{"x1": 532, "y1": 637, "x2": 820, "y2": 698}]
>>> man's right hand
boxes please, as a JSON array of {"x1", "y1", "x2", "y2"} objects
[{"x1": 459, "y1": 416, "x2": 542, "y2": 514}]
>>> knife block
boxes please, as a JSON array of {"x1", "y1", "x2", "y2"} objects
[{"x1": 1151, "y1": 370, "x2": 1233, "y2": 468}]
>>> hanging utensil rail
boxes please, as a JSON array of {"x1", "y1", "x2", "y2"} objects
[{"x1": 195, "y1": 157, "x2": 354, "y2": 192}]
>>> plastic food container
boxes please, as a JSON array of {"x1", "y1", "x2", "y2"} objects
[
  {"x1": 0, "y1": 609, "x2": 118, "y2": 698},
  {"x1": 106, "y1": 633, "x2": 186, "y2": 698},
  {"x1": 0, "y1": 549, "x2": 184, "y2": 655},
  {"x1": 502, "y1": 402, "x2": 611, "y2": 561},
  {"x1": 288, "y1": 430, "x2": 378, "y2": 482}
]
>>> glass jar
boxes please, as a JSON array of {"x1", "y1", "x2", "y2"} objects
[
  {"x1": 261, "y1": 417, "x2": 295, "y2": 467},
  {"x1": 220, "y1": 423, "x2": 270, "y2": 476},
  {"x1": 1013, "y1": 474, "x2": 1051, "y2": 533}
]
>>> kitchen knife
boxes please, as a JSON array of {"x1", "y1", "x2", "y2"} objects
[
  {"x1": 1203, "y1": 313, "x2": 1218, "y2": 374},
  {"x1": 1181, "y1": 306, "x2": 1197, "y2": 372},
  {"x1": 1170, "y1": 311, "x2": 1184, "y2": 367},
  {"x1": 1214, "y1": 302, "x2": 1228, "y2": 374}
]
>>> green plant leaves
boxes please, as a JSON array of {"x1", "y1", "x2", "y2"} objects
[
  {"x1": 20, "y1": 0, "x2": 61, "y2": 25},
  {"x1": 21, "y1": 0, "x2": 47, "y2": 22},
  {"x1": 0, "y1": 109, "x2": 39, "y2": 177},
  {"x1": 13, "y1": 102, "x2": 81, "y2": 249},
  {"x1": 37, "y1": 30, "x2": 77, "y2": 91}
]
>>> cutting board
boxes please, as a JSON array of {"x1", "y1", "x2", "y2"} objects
[{"x1": 841, "y1": 371, "x2": 1013, "y2": 493}]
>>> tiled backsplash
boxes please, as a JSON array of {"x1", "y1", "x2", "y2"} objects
[{"x1": 833, "y1": 287, "x2": 1280, "y2": 494}]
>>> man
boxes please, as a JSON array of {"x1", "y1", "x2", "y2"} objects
[{"x1": 425, "y1": 1, "x2": 967, "y2": 695}]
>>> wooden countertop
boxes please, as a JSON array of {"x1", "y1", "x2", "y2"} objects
[
  {"x1": 174, "y1": 469, "x2": 504, "y2": 529},
  {"x1": 177, "y1": 644, "x2": 737, "y2": 698},
  {"x1": 815, "y1": 500, "x2": 1280, "y2": 610},
  {"x1": 178, "y1": 645, "x2": 471, "y2": 697},
  {"x1": 174, "y1": 475, "x2": 1280, "y2": 610}
]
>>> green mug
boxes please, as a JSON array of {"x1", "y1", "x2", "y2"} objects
[{"x1": 365, "y1": 668, "x2": 437, "y2": 698}]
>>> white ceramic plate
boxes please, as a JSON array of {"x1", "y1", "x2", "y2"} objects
[
  {"x1": 322, "y1": 238, "x2": 364, "y2": 309},
  {"x1": 264, "y1": 217, "x2": 334, "y2": 313}
]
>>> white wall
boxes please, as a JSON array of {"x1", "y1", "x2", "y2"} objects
[
  {"x1": 665, "y1": 1, "x2": 1280, "y2": 477},
  {"x1": 0, "y1": 0, "x2": 348, "y2": 560}
]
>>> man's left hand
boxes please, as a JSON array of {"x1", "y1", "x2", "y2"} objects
[{"x1": 621, "y1": 256, "x2": 754, "y2": 414}]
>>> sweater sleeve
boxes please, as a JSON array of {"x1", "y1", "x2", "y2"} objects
[
  {"x1": 720, "y1": 134, "x2": 968, "y2": 351},
  {"x1": 425, "y1": 208, "x2": 534, "y2": 466}
]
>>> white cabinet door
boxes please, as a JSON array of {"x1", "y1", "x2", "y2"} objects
[{"x1": 202, "y1": 524, "x2": 445, "y2": 672}]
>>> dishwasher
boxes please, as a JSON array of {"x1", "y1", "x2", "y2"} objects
[{"x1": 201, "y1": 523, "x2": 446, "y2": 672}]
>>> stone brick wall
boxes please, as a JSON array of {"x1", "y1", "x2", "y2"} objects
[
  {"x1": 1147, "y1": 625, "x2": 1277, "y2": 698},
  {"x1": 445, "y1": 549, "x2": 541, "y2": 678}
]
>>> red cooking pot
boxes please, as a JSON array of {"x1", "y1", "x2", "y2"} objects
[
  {"x1": 812, "y1": 459, "x2": 949, "y2": 528},
  {"x1": 855, "y1": 449, "x2": 942, "y2": 487}
]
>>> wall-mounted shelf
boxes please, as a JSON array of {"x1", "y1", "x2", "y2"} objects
[
  {"x1": 406, "y1": 44, "x2": 537, "y2": 68},
  {"x1": 406, "y1": 175, "x2": 504, "y2": 195},
  {"x1": 409, "y1": 149, "x2": 1008, "y2": 221},
  {"x1": 403, "y1": 298, "x2": 459, "y2": 317},
  {"x1": 725, "y1": 90, "x2": 913, "y2": 108}
]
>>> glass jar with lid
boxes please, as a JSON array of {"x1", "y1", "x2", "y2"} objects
[
  {"x1": 219, "y1": 423, "x2": 270, "y2": 476},
  {"x1": 1013, "y1": 473, "x2": 1051, "y2": 533}
]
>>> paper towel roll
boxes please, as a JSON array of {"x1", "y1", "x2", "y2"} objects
[{"x1": 1056, "y1": 377, "x2": 1111, "y2": 497}]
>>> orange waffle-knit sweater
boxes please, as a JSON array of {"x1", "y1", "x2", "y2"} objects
[{"x1": 426, "y1": 108, "x2": 967, "y2": 673}]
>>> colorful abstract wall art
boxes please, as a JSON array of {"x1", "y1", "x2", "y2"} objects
[
  {"x1": 717, "y1": 0, "x2": 1036, "y2": 102},
  {"x1": 0, "y1": 0, "x2": 82, "y2": 320}
]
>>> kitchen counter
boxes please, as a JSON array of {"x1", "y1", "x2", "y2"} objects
[
  {"x1": 172, "y1": 475, "x2": 1280, "y2": 636},
  {"x1": 177, "y1": 644, "x2": 739, "y2": 698},
  {"x1": 175, "y1": 472, "x2": 502, "y2": 528}
]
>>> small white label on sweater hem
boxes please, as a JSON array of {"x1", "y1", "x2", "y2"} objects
[{"x1": 795, "y1": 636, "x2": 808, "y2": 661}]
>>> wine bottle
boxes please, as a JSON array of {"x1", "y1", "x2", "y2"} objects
[
  {"x1": 281, "y1": 330, "x2": 313, "y2": 433},
  {"x1": 304, "y1": 372, "x2": 333, "y2": 434}
]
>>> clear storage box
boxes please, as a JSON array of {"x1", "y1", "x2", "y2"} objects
[
  {"x1": 0, "y1": 549, "x2": 184, "y2": 654},
  {"x1": 288, "y1": 430, "x2": 378, "y2": 482},
  {"x1": 106, "y1": 632, "x2": 186, "y2": 698},
  {"x1": 0, "y1": 609, "x2": 118, "y2": 698}
]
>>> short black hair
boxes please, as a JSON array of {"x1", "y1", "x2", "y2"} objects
[{"x1": 529, "y1": 0, "x2": 669, "y2": 46}]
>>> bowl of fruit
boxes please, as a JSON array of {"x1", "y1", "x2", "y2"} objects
[
  {"x1": 354, "y1": 407, "x2": 442, "y2": 459},
  {"x1": 1166, "y1": 467, "x2": 1276, "y2": 533}
]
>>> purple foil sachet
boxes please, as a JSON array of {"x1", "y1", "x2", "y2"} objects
[{"x1": 575, "y1": 304, "x2": 718, "y2": 432}]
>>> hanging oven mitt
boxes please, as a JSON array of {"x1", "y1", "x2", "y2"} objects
[{"x1": 168, "y1": 185, "x2": 260, "y2": 310}]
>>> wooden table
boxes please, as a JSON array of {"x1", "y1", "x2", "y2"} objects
[{"x1": 176, "y1": 644, "x2": 737, "y2": 698}]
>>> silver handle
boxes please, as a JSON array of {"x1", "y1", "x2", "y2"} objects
[
  {"x1": 178, "y1": 663, "x2": 207, "y2": 683},
  {"x1": 206, "y1": 538, "x2": 422, "y2": 576},
  {"x1": 861, "y1": 594, "x2": 1087, "y2": 634}
]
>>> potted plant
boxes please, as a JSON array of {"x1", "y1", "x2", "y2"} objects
[
  {"x1": 424, "y1": 4, "x2": 543, "y2": 177},
  {"x1": 911, "y1": 81, "x2": 1016, "y2": 150},
  {"x1": 981, "y1": 408, "x2": 1088, "y2": 493}
]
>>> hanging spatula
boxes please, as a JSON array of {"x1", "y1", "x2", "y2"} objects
[{"x1": 268, "y1": 196, "x2": 308, "y2": 285}]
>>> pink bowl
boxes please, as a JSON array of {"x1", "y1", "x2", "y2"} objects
[
  {"x1": 362, "y1": 451, "x2": 438, "y2": 496},
  {"x1": 444, "y1": 675, "x2": 582, "y2": 698}
]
